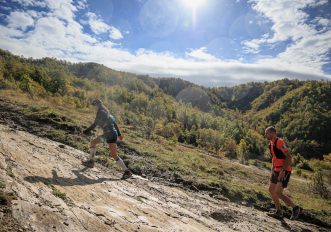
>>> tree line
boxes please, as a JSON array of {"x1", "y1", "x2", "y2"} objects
[{"x1": 0, "y1": 49, "x2": 330, "y2": 163}]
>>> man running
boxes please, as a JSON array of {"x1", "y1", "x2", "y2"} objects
[
  {"x1": 265, "y1": 126, "x2": 301, "y2": 219},
  {"x1": 81, "y1": 99, "x2": 132, "y2": 179}
]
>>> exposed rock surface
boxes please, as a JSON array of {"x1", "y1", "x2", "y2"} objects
[{"x1": 0, "y1": 124, "x2": 328, "y2": 232}]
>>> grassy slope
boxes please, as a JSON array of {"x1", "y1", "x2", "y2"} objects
[{"x1": 0, "y1": 89, "x2": 330, "y2": 227}]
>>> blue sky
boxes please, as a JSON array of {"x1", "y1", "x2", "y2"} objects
[{"x1": 0, "y1": 0, "x2": 330, "y2": 86}]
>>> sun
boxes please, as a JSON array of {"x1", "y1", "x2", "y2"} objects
[
  {"x1": 181, "y1": 0, "x2": 205, "y2": 10},
  {"x1": 181, "y1": 0, "x2": 206, "y2": 27}
]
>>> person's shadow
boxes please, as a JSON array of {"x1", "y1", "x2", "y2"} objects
[
  {"x1": 24, "y1": 167, "x2": 120, "y2": 186},
  {"x1": 279, "y1": 218, "x2": 292, "y2": 231}
]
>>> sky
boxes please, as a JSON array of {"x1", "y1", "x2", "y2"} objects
[{"x1": 0, "y1": 0, "x2": 330, "y2": 87}]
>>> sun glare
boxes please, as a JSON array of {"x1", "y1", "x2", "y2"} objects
[
  {"x1": 181, "y1": 0, "x2": 206, "y2": 27},
  {"x1": 182, "y1": 0, "x2": 205, "y2": 10}
]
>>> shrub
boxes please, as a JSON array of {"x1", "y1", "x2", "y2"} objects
[
  {"x1": 310, "y1": 171, "x2": 329, "y2": 199},
  {"x1": 224, "y1": 138, "x2": 237, "y2": 159},
  {"x1": 296, "y1": 169, "x2": 302, "y2": 176},
  {"x1": 292, "y1": 154, "x2": 304, "y2": 166},
  {"x1": 297, "y1": 160, "x2": 314, "y2": 171},
  {"x1": 237, "y1": 139, "x2": 249, "y2": 164},
  {"x1": 161, "y1": 122, "x2": 179, "y2": 138}
]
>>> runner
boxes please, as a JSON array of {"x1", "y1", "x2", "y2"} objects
[
  {"x1": 81, "y1": 99, "x2": 132, "y2": 179},
  {"x1": 264, "y1": 126, "x2": 301, "y2": 219}
]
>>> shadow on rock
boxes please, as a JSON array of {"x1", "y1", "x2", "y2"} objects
[
  {"x1": 210, "y1": 209, "x2": 239, "y2": 223},
  {"x1": 24, "y1": 168, "x2": 120, "y2": 186},
  {"x1": 280, "y1": 218, "x2": 291, "y2": 230}
]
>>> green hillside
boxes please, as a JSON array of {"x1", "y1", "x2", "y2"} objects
[
  {"x1": 1, "y1": 49, "x2": 331, "y2": 159},
  {"x1": 0, "y1": 49, "x2": 330, "y2": 226}
]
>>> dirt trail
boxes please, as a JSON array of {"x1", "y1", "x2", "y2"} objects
[{"x1": 0, "y1": 124, "x2": 327, "y2": 232}]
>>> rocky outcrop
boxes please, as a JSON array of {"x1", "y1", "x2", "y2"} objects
[{"x1": 0, "y1": 124, "x2": 328, "y2": 231}]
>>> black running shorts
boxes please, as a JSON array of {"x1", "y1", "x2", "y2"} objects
[
  {"x1": 270, "y1": 170, "x2": 291, "y2": 188},
  {"x1": 100, "y1": 130, "x2": 118, "y2": 144}
]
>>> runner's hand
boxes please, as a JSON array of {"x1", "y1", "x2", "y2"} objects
[
  {"x1": 118, "y1": 135, "x2": 124, "y2": 141},
  {"x1": 278, "y1": 170, "x2": 285, "y2": 182}
]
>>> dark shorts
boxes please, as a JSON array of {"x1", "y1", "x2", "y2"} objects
[
  {"x1": 270, "y1": 170, "x2": 291, "y2": 188},
  {"x1": 99, "y1": 130, "x2": 117, "y2": 144}
]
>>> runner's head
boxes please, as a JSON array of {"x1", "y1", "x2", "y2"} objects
[
  {"x1": 265, "y1": 126, "x2": 276, "y2": 140},
  {"x1": 91, "y1": 98, "x2": 102, "y2": 107}
]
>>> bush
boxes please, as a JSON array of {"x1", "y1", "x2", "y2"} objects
[
  {"x1": 142, "y1": 116, "x2": 155, "y2": 139},
  {"x1": 178, "y1": 132, "x2": 185, "y2": 143},
  {"x1": 323, "y1": 153, "x2": 331, "y2": 162},
  {"x1": 237, "y1": 139, "x2": 249, "y2": 164},
  {"x1": 297, "y1": 160, "x2": 314, "y2": 171},
  {"x1": 310, "y1": 171, "x2": 329, "y2": 199},
  {"x1": 292, "y1": 154, "x2": 304, "y2": 166},
  {"x1": 161, "y1": 122, "x2": 179, "y2": 138},
  {"x1": 224, "y1": 138, "x2": 237, "y2": 159},
  {"x1": 296, "y1": 169, "x2": 302, "y2": 176},
  {"x1": 0, "y1": 78, "x2": 17, "y2": 89},
  {"x1": 309, "y1": 158, "x2": 331, "y2": 171},
  {"x1": 187, "y1": 130, "x2": 198, "y2": 146},
  {"x1": 19, "y1": 74, "x2": 32, "y2": 93}
]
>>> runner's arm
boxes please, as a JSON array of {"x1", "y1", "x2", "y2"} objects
[
  {"x1": 281, "y1": 150, "x2": 292, "y2": 171},
  {"x1": 277, "y1": 140, "x2": 291, "y2": 171},
  {"x1": 114, "y1": 122, "x2": 121, "y2": 136},
  {"x1": 83, "y1": 122, "x2": 96, "y2": 135},
  {"x1": 83, "y1": 109, "x2": 103, "y2": 135}
]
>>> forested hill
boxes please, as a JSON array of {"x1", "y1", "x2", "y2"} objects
[{"x1": 0, "y1": 49, "x2": 330, "y2": 159}]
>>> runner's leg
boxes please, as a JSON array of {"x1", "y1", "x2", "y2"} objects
[
  {"x1": 275, "y1": 184, "x2": 295, "y2": 208},
  {"x1": 109, "y1": 143, "x2": 128, "y2": 171},
  {"x1": 89, "y1": 136, "x2": 102, "y2": 160},
  {"x1": 269, "y1": 183, "x2": 281, "y2": 210}
]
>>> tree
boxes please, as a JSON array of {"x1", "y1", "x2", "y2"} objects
[
  {"x1": 19, "y1": 74, "x2": 32, "y2": 94},
  {"x1": 143, "y1": 116, "x2": 155, "y2": 139},
  {"x1": 161, "y1": 122, "x2": 179, "y2": 138},
  {"x1": 129, "y1": 93, "x2": 149, "y2": 113},
  {"x1": 147, "y1": 99, "x2": 166, "y2": 119},
  {"x1": 211, "y1": 130, "x2": 225, "y2": 154},
  {"x1": 310, "y1": 171, "x2": 329, "y2": 199},
  {"x1": 224, "y1": 138, "x2": 237, "y2": 159},
  {"x1": 197, "y1": 128, "x2": 213, "y2": 150},
  {"x1": 237, "y1": 139, "x2": 249, "y2": 164},
  {"x1": 48, "y1": 70, "x2": 68, "y2": 95},
  {"x1": 0, "y1": 59, "x2": 4, "y2": 80}
]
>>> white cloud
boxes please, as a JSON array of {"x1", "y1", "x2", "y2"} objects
[
  {"x1": 45, "y1": 0, "x2": 77, "y2": 22},
  {"x1": 1, "y1": 21, "x2": 329, "y2": 86},
  {"x1": 0, "y1": 0, "x2": 329, "y2": 87},
  {"x1": 86, "y1": 12, "x2": 110, "y2": 34},
  {"x1": 314, "y1": 17, "x2": 331, "y2": 27},
  {"x1": 247, "y1": 0, "x2": 316, "y2": 46},
  {"x1": 76, "y1": 0, "x2": 87, "y2": 10},
  {"x1": 85, "y1": 12, "x2": 123, "y2": 39},
  {"x1": 0, "y1": 6, "x2": 12, "y2": 11},
  {"x1": 308, "y1": 0, "x2": 329, "y2": 7},
  {"x1": 260, "y1": 30, "x2": 331, "y2": 73},
  {"x1": 242, "y1": 38, "x2": 263, "y2": 53},
  {"x1": 186, "y1": 47, "x2": 219, "y2": 61},
  {"x1": 0, "y1": 0, "x2": 103, "y2": 59},
  {"x1": 26, "y1": 10, "x2": 44, "y2": 18},
  {"x1": 107, "y1": 49, "x2": 328, "y2": 87},
  {"x1": 7, "y1": 11, "x2": 34, "y2": 30},
  {"x1": 109, "y1": 26, "x2": 123, "y2": 40},
  {"x1": 243, "y1": 0, "x2": 331, "y2": 81},
  {"x1": 0, "y1": 25, "x2": 24, "y2": 38},
  {"x1": 12, "y1": 0, "x2": 46, "y2": 7}
]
